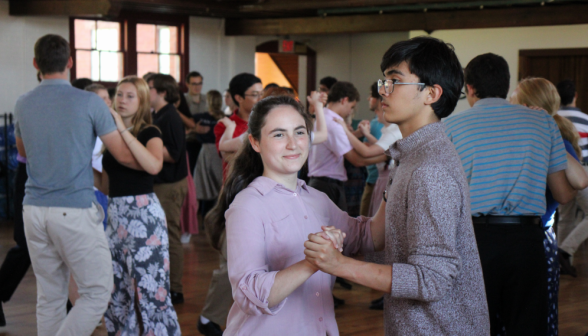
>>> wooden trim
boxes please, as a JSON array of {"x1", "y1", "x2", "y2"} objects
[
  {"x1": 226, "y1": 4, "x2": 588, "y2": 36},
  {"x1": 306, "y1": 48, "x2": 317, "y2": 98},
  {"x1": 69, "y1": 17, "x2": 77, "y2": 80},
  {"x1": 519, "y1": 48, "x2": 588, "y2": 57},
  {"x1": 9, "y1": 0, "x2": 111, "y2": 16}
]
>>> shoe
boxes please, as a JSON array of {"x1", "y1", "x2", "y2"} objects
[
  {"x1": 0, "y1": 302, "x2": 6, "y2": 327},
  {"x1": 559, "y1": 248, "x2": 577, "y2": 277},
  {"x1": 369, "y1": 296, "x2": 384, "y2": 310},
  {"x1": 197, "y1": 318, "x2": 223, "y2": 336},
  {"x1": 336, "y1": 277, "x2": 353, "y2": 290},
  {"x1": 333, "y1": 295, "x2": 345, "y2": 309},
  {"x1": 171, "y1": 291, "x2": 184, "y2": 304}
]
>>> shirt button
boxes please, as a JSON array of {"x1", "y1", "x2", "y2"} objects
[
  {"x1": 304, "y1": 215, "x2": 308, "y2": 219},
  {"x1": 319, "y1": 317, "x2": 323, "y2": 322},
  {"x1": 316, "y1": 292, "x2": 320, "y2": 297},
  {"x1": 241, "y1": 285, "x2": 247, "y2": 291},
  {"x1": 293, "y1": 193, "x2": 297, "y2": 196}
]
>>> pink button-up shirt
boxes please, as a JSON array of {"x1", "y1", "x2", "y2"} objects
[
  {"x1": 225, "y1": 176, "x2": 374, "y2": 336},
  {"x1": 308, "y1": 108, "x2": 353, "y2": 181}
]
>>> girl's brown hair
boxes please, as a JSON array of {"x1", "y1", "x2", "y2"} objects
[
  {"x1": 207, "y1": 90, "x2": 225, "y2": 120},
  {"x1": 514, "y1": 77, "x2": 581, "y2": 158},
  {"x1": 114, "y1": 76, "x2": 154, "y2": 137}
]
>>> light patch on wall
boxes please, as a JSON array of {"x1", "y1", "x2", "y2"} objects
[{"x1": 255, "y1": 53, "x2": 292, "y2": 89}]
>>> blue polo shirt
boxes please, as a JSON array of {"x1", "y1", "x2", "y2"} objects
[
  {"x1": 15, "y1": 79, "x2": 116, "y2": 208},
  {"x1": 444, "y1": 98, "x2": 567, "y2": 217}
]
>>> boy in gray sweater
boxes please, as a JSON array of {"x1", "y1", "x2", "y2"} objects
[{"x1": 304, "y1": 37, "x2": 490, "y2": 335}]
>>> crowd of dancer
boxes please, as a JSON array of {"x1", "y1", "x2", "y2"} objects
[{"x1": 0, "y1": 32, "x2": 587, "y2": 336}]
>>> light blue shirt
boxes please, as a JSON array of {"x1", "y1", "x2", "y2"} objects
[
  {"x1": 365, "y1": 117, "x2": 384, "y2": 184},
  {"x1": 444, "y1": 98, "x2": 567, "y2": 216},
  {"x1": 15, "y1": 79, "x2": 116, "y2": 208}
]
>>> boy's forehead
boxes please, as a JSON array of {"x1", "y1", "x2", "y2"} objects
[{"x1": 383, "y1": 61, "x2": 410, "y2": 77}]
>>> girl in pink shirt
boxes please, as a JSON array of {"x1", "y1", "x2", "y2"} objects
[{"x1": 205, "y1": 95, "x2": 375, "y2": 335}]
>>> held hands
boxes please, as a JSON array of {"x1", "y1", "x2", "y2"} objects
[
  {"x1": 307, "y1": 91, "x2": 327, "y2": 107},
  {"x1": 358, "y1": 121, "x2": 371, "y2": 136},
  {"x1": 304, "y1": 226, "x2": 346, "y2": 275}
]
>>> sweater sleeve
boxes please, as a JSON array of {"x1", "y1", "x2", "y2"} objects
[{"x1": 390, "y1": 167, "x2": 461, "y2": 302}]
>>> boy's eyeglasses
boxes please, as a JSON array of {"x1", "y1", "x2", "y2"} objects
[{"x1": 377, "y1": 79, "x2": 425, "y2": 95}]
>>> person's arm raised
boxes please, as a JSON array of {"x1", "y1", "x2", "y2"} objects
[{"x1": 308, "y1": 91, "x2": 328, "y2": 145}]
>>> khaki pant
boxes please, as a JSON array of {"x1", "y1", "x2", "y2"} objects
[
  {"x1": 359, "y1": 183, "x2": 375, "y2": 217},
  {"x1": 23, "y1": 203, "x2": 112, "y2": 336},
  {"x1": 154, "y1": 178, "x2": 188, "y2": 293},
  {"x1": 201, "y1": 232, "x2": 233, "y2": 326}
]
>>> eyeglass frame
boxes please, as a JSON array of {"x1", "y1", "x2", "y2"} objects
[
  {"x1": 377, "y1": 79, "x2": 426, "y2": 95},
  {"x1": 243, "y1": 91, "x2": 262, "y2": 98}
]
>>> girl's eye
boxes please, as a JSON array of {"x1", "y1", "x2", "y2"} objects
[
  {"x1": 297, "y1": 130, "x2": 307, "y2": 136},
  {"x1": 273, "y1": 133, "x2": 283, "y2": 138}
]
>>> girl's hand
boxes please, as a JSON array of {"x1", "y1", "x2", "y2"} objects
[
  {"x1": 219, "y1": 117, "x2": 236, "y2": 129},
  {"x1": 307, "y1": 91, "x2": 323, "y2": 107},
  {"x1": 109, "y1": 108, "x2": 125, "y2": 132}
]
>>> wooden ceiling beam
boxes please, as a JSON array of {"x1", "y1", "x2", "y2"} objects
[
  {"x1": 9, "y1": 0, "x2": 113, "y2": 16},
  {"x1": 239, "y1": 0, "x2": 473, "y2": 12},
  {"x1": 226, "y1": 3, "x2": 588, "y2": 35}
]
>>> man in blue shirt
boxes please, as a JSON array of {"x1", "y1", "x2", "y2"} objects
[
  {"x1": 444, "y1": 53, "x2": 575, "y2": 336},
  {"x1": 14, "y1": 34, "x2": 137, "y2": 336}
]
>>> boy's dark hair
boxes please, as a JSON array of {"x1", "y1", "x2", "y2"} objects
[
  {"x1": 71, "y1": 78, "x2": 93, "y2": 90},
  {"x1": 84, "y1": 83, "x2": 106, "y2": 93},
  {"x1": 464, "y1": 53, "x2": 510, "y2": 100},
  {"x1": 34, "y1": 34, "x2": 70, "y2": 75},
  {"x1": 228, "y1": 73, "x2": 262, "y2": 107},
  {"x1": 186, "y1": 71, "x2": 202, "y2": 83},
  {"x1": 320, "y1": 76, "x2": 338, "y2": 90},
  {"x1": 327, "y1": 81, "x2": 360, "y2": 104},
  {"x1": 370, "y1": 81, "x2": 379, "y2": 99},
  {"x1": 556, "y1": 79, "x2": 576, "y2": 106},
  {"x1": 150, "y1": 74, "x2": 180, "y2": 104},
  {"x1": 381, "y1": 36, "x2": 464, "y2": 119}
]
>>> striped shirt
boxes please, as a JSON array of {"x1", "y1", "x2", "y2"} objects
[
  {"x1": 444, "y1": 98, "x2": 567, "y2": 216},
  {"x1": 557, "y1": 106, "x2": 588, "y2": 163}
]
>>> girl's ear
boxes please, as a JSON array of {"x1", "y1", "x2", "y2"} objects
[{"x1": 249, "y1": 134, "x2": 261, "y2": 153}]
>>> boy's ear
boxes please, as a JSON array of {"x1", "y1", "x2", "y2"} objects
[{"x1": 425, "y1": 84, "x2": 443, "y2": 106}]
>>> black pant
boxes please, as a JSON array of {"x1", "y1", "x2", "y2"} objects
[
  {"x1": 308, "y1": 177, "x2": 347, "y2": 211},
  {"x1": 474, "y1": 223, "x2": 548, "y2": 336},
  {"x1": 0, "y1": 162, "x2": 30, "y2": 303}
]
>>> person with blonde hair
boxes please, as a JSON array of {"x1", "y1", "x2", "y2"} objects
[
  {"x1": 95, "y1": 76, "x2": 181, "y2": 336},
  {"x1": 510, "y1": 76, "x2": 588, "y2": 336}
]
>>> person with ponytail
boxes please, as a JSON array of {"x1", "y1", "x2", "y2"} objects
[
  {"x1": 207, "y1": 95, "x2": 374, "y2": 335},
  {"x1": 95, "y1": 76, "x2": 181, "y2": 336},
  {"x1": 510, "y1": 76, "x2": 588, "y2": 336}
]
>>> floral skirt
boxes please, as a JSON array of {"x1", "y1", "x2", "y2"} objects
[{"x1": 104, "y1": 193, "x2": 181, "y2": 336}]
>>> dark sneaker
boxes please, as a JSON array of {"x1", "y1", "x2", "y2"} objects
[
  {"x1": 369, "y1": 296, "x2": 384, "y2": 310},
  {"x1": 333, "y1": 295, "x2": 345, "y2": 309},
  {"x1": 197, "y1": 318, "x2": 223, "y2": 336},
  {"x1": 171, "y1": 291, "x2": 184, "y2": 304},
  {"x1": 0, "y1": 301, "x2": 6, "y2": 327},
  {"x1": 559, "y1": 248, "x2": 577, "y2": 277}
]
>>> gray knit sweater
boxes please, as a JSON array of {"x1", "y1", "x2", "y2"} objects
[{"x1": 384, "y1": 122, "x2": 490, "y2": 335}]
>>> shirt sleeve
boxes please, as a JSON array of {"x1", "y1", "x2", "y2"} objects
[
  {"x1": 89, "y1": 95, "x2": 117, "y2": 137},
  {"x1": 390, "y1": 167, "x2": 461, "y2": 302},
  {"x1": 330, "y1": 122, "x2": 353, "y2": 157},
  {"x1": 214, "y1": 121, "x2": 226, "y2": 153},
  {"x1": 547, "y1": 116, "x2": 568, "y2": 174},
  {"x1": 226, "y1": 204, "x2": 286, "y2": 316},
  {"x1": 319, "y1": 191, "x2": 375, "y2": 256},
  {"x1": 375, "y1": 126, "x2": 402, "y2": 151}
]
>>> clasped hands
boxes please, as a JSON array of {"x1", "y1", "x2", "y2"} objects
[{"x1": 304, "y1": 226, "x2": 346, "y2": 275}]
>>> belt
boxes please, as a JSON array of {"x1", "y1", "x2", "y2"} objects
[
  {"x1": 472, "y1": 215, "x2": 542, "y2": 226},
  {"x1": 310, "y1": 176, "x2": 344, "y2": 186}
]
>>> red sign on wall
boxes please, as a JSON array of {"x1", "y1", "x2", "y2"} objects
[{"x1": 282, "y1": 40, "x2": 294, "y2": 53}]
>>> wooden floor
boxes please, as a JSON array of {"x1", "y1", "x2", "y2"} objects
[{"x1": 0, "y1": 222, "x2": 586, "y2": 336}]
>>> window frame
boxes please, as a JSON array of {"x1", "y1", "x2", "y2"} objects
[{"x1": 69, "y1": 12, "x2": 189, "y2": 87}]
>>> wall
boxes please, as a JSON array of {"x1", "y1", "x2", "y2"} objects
[
  {"x1": 0, "y1": 0, "x2": 69, "y2": 114},
  {"x1": 188, "y1": 16, "x2": 256, "y2": 95},
  {"x1": 410, "y1": 24, "x2": 588, "y2": 114},
  {"x1": 256, "y1": 32, "x2": 409, "y2": 119}
]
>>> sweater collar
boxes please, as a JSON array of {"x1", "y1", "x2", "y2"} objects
[{"x1": 387, "y1": 122, "x2": 445, "y2": 161}]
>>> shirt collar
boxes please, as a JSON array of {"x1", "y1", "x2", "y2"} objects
[
  {"x1": 387, "y1": 122, "x2": 445, "y2": 161},
  {"x1": 324, "y1": 108, "x2": 343, "y2": 121},
  {"x1": 40, "y1": 79, "x2": 71, "y2": 87},
  {"x1": 560, "y1": 106, "x2": 581, "y2": 112},
  {"x1": 472, "y1": 97, "x2": 510, "y2": 108},
  {"x1": 249, "y1": 176, "x2": 309, "y2": 196}
]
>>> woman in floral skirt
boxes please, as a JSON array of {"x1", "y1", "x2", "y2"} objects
[{"x1": 95, "y1": 76, "x2": 181, "y2": 336}]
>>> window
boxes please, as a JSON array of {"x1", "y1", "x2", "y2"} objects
[
  {"x1": 136, "y1": 24, "x2": 181, "y2": 81},
  {"x1": 73, "y1": 19, "x2": 123, "y2": 82},
  {"x1": 70, "y1": 15, "x2": 188, "y2": 85}
]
